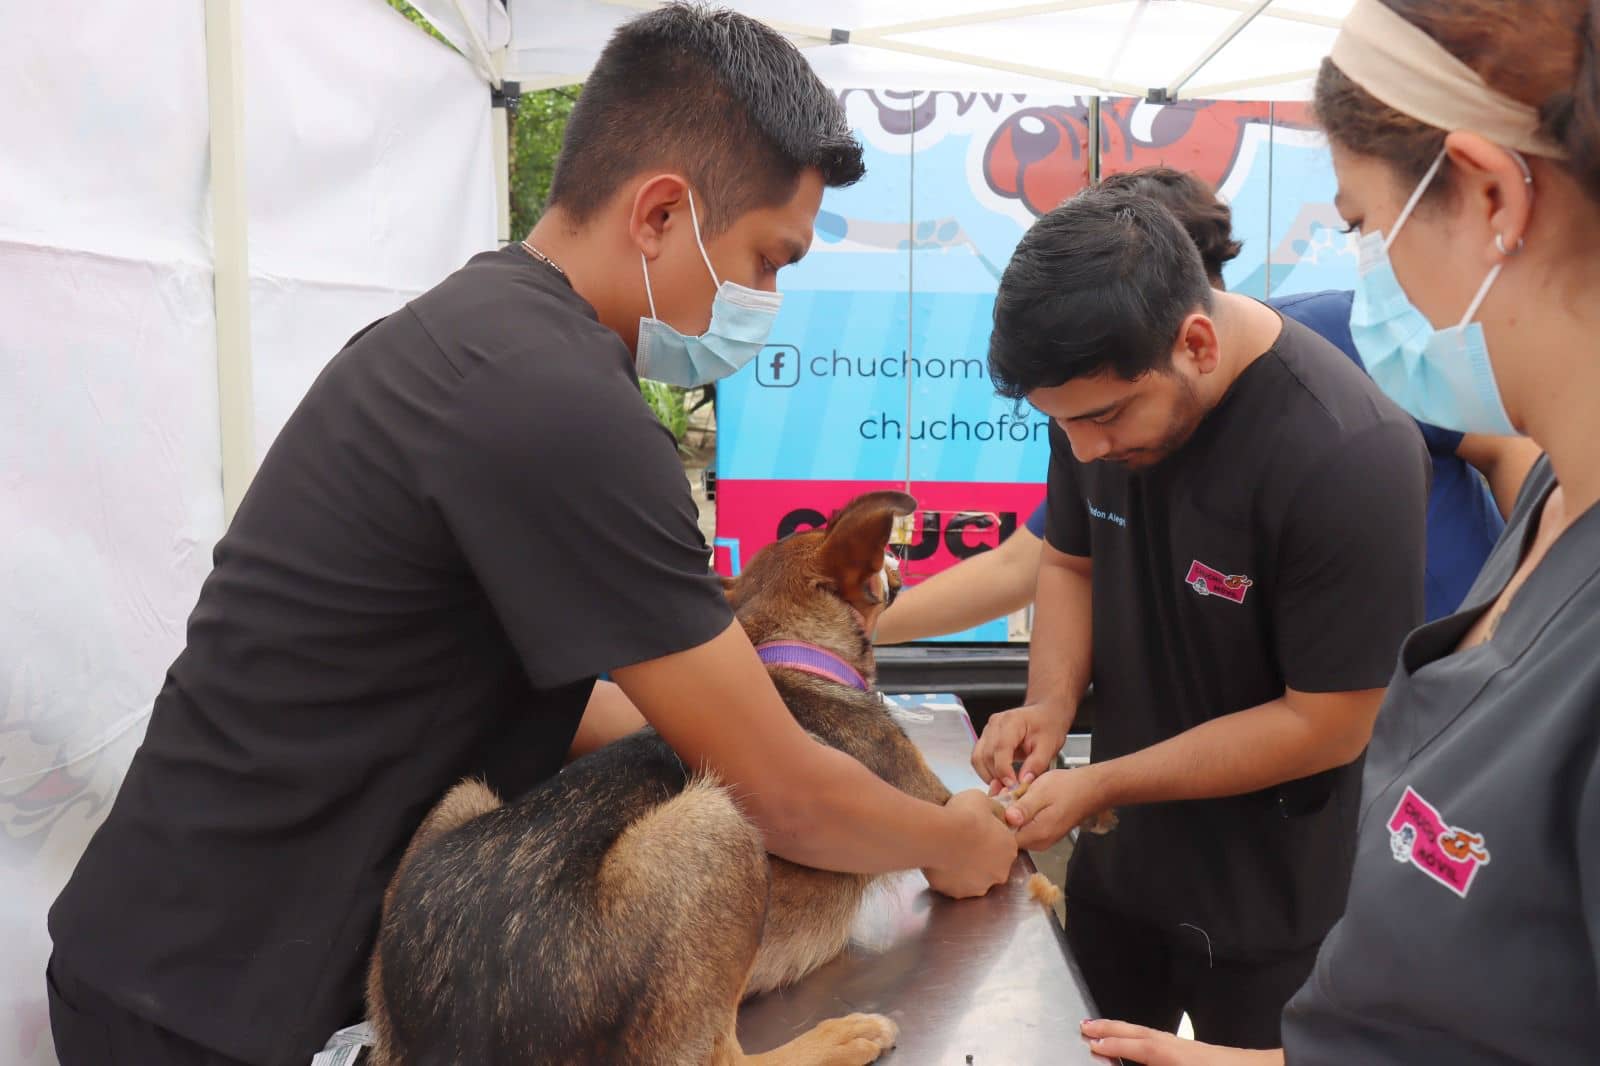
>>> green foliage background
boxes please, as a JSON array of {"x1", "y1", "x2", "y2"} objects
[{"x1": 382, "y1": 1, "x2": 691, "y2": 442}]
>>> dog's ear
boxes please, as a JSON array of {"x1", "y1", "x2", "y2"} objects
[{"x1": 817, "y1": 491, "x2": 916, "y2": 611}]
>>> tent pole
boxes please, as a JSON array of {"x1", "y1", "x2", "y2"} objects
[
  {"x1": 491, "y1": 50, "x2": 512, "y2": 245},
  {"x1": 447, "y1": 0, "x2": 502, "y2": 86},
  {"x1": 1165, "y1": 0, "x2": 1274, "y2": 100},
  {"x1": 1089, "y1": 95, "x2": 1102, "y2": 185},
  {"x1": 203, "y1": 0, "x2": 255, "y2": 524}
]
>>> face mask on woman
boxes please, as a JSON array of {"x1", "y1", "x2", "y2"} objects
[{"x1": 1349, "y1": 146, "x2": 1531, "y2": 436}]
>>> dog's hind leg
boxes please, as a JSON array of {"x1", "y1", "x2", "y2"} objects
[
  {"x1": 593, "y1": 777, "x2": 771, "y2": 1066},
  {"x1": 366, "y1": 779, "x2": 503, "y2": 1066}
]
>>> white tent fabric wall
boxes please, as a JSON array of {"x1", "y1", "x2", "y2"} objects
[
  {"x1": 244, "y1": 0, "x2": 497, "y2": 455},
  {"x1": 1, "y1": 5, "x2": 222, "y2": 1062},
  {"x1": 0, "y1": 2, "x2": 495, "y2": 1062}
]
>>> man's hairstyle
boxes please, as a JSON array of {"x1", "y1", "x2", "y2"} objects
[
  {"x1": 989, "y1": 186, "x2": 1215, "y2": 396},
  {"x1": 1098, "y1": 167, "x2": 1241, "y2": 283},
  {"x1": 546, "y1": 3, "x2": 865, "y2": 236}
]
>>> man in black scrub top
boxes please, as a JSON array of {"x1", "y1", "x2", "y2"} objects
[
  {"x1": 43, "y1": 9, "x2": 1016, "y2": 1066},
  {"x1": 971, "y1": 186, "x2": 1429, "y2": 1048}
]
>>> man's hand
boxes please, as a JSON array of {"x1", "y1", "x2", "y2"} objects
[
  {"x1": 922, "y1": 789, "x2": 1019, "y2": 899},
  {"x1": 1003, "y1": 767, "x2": 1108, "y2": 850},
  {"x1": 971, "y1": 702, "x2": 1071, "y2": 794},
  {"x1": 1079, "y1": 1021, "x2": 1285, "y2": 1065}
]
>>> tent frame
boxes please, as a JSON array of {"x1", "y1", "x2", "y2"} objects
[
  {"x1": 203, "y1": 0, "x2": 254, "y2": 523},
  {"x1": 529, "y1": 0, "x2": 1331, "y2": 99}
]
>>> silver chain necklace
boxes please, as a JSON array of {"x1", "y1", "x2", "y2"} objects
[{"x1": 519, "y1": 239, "x2": 568, "y2": 281}]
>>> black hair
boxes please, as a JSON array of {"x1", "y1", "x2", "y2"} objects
[
  {"x1": 989, "y1": 185, "x2": 1215, "y2": 396},
  {"x1": 1098, "y1": 166, "x2": 1242, "y2": 282},
  {"x1": 546, "y1": 3, "x2": 865, "y2": 235}
]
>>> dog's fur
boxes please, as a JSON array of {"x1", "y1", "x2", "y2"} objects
[{"x1": 366, "y1": 491, "x2": 951, "y2": 1065}]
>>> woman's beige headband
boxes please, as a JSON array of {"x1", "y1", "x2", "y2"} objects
[{"x1": 1330, "y1": 0, "x2": 1567, "y2": 159}]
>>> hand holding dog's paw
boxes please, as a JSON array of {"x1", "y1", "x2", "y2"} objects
[
  {"x1": 970, "y1": 702, "x2": 1069, "y2": 793},
  {"x1": 925, "y1": 789, "x2": 1018, "y2": 899},
  {"x1": 1005, "y1": 767, "x2": 1110, "y2": 850}
]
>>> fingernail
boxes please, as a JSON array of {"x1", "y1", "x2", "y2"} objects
[
  {"x1": 1003, "y1": 777, "x2": 1016, "y2": 789},
  {"x1": 1022, "y1": 771, "x2": 1036, "y2": 784}
]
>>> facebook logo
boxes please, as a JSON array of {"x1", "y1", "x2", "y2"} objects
[{"x1": 756, "y1": 344, "x2": 801, "y2": 388}]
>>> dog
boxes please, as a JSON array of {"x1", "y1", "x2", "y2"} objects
[{"x1": 365, "y1": 491, "x2": 962, "y2": 1065}]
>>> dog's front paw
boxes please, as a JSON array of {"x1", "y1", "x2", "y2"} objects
[{"x1": 806, "y1": 1012, "x2": 898, "y2": 1063}]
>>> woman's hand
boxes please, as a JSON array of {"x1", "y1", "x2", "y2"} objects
[{"x1": 1080, "y1": 1020, "x2": 1285, "y2": 1066}]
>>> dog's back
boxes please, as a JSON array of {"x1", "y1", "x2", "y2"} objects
[{"x1": 370, "y1": 730, "x2": 769, "y2": 1064}]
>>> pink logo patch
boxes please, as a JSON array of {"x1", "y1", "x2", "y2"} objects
[
  {"x1": 1386, "y1": 786, "x2": 1491, "y2": 898},
  {"x1": 1184, "y1": 560, "x2": 1253, "y2": 604}
]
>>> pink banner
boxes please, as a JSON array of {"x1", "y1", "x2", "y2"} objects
[{"x1": 713, "y1": 478, "x2": 1048, "y2": 586}]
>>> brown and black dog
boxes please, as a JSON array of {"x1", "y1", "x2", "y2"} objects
[{"x1": 365, "y1": 491, "x2": 957, "y2": 1065}]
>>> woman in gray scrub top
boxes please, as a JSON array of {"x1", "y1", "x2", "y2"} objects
[{"x1": 1079, "y1": 1, "x2": 1600, "y2": 1064}]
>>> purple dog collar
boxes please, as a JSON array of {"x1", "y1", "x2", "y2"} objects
[{"x1": 754, "y1": 641, "x2": 869, "y2": 692}]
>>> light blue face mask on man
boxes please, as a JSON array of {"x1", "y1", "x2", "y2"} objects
[
  {"x1": 635, "y1": 189, "x2": 784, "y2": 389},
  {"x1": 1349, "y1": 147, "x2": 1527, "y2": 436}
]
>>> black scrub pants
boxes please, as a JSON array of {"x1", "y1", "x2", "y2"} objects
[
  {"x1": 47, "y1": 955, "x2": 257, "y2": 1066},
  {"x1": 1065, "y1": 896, "x2": 1320, "y2": 1050}
]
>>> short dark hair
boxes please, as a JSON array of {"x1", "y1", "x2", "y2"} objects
[
  {"x1": 989, "y1": 186, "x2": 1215, "y2": 396},
  {"x1": 546, "y1": 3, "x2": 865, "y2": 236},
  {"x1": 1098, "y1": 167, "x2": 1241, "y2": 282}
]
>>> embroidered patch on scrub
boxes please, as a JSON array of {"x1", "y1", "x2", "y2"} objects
[
  {"x1": 1184, "y1": 559, "x2": 1253, "y2": 604},
  {"x1": 1386, "y1": 786, "x2": 1490, "y2": 898}
]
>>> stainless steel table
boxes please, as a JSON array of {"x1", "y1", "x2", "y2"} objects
[{"x1": 737, "y1": 693, "x2": 1113, "y2": 1065}]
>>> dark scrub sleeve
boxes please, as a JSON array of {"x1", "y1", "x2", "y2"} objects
[
  {"x1": 1272, "y1": 420, "x2": 1428, "y2": 693},
  {"x1": 1044, "y1": 422, "x2": 1092, "y2": 557},
  {"x1": 422, "y1": 355, "x2": 732, "y2": 689}
]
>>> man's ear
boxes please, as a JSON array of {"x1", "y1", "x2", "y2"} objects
[
  {"x1": 629, "y1": 173, "x2": 691, "y2": 260},
  {"x1": 719, "y1": 574, "x2": 741, "y2": 608},
  {"x1": 1174, "y1": 311, "x2": 1221, "y2": 375},
  {"x1": 817, "y1": 491, "x2": 916, "y2": 611}
]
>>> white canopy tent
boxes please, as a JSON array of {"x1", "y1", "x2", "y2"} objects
[
  {"x1": 421, "y1": 0, "x2": 1350, "y2": 97},
  {"x1": 1, "y1": 2, "x2": 1348, "y2": 1062}
]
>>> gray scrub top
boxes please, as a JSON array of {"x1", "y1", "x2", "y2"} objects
[{"x1": 1282, "y1": 456, "x2": 1600, "y2": 1064}]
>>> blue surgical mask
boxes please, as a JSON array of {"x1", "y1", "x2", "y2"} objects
[
  {"x1": 1349, "y1": 147, "x2": 1520, "y2": 436},
  {"x1": 636, "y1": 189, "x2": 784, "y2": 388}
]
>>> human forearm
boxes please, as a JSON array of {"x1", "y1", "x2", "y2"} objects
[
  {"x1": 1083, "y1": 690, "x2": 1380, "y2": 810},
  {"x1": 741, "y1": 744, "x2": 973, "y2": 873},
  {"x1": 873, "y1": 530, "x2": 1041, "y2": 645},
  {"x1": 566, "y1": 680, "x2": 648, "y2": 761},
  {"x1": 1023, "y1": 547, "x2": 1093, "y2": 722}
]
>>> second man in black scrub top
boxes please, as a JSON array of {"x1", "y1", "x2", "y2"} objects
[{"x1": 972, "y1": 186, "x2": 1429, "y2": 1048}]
